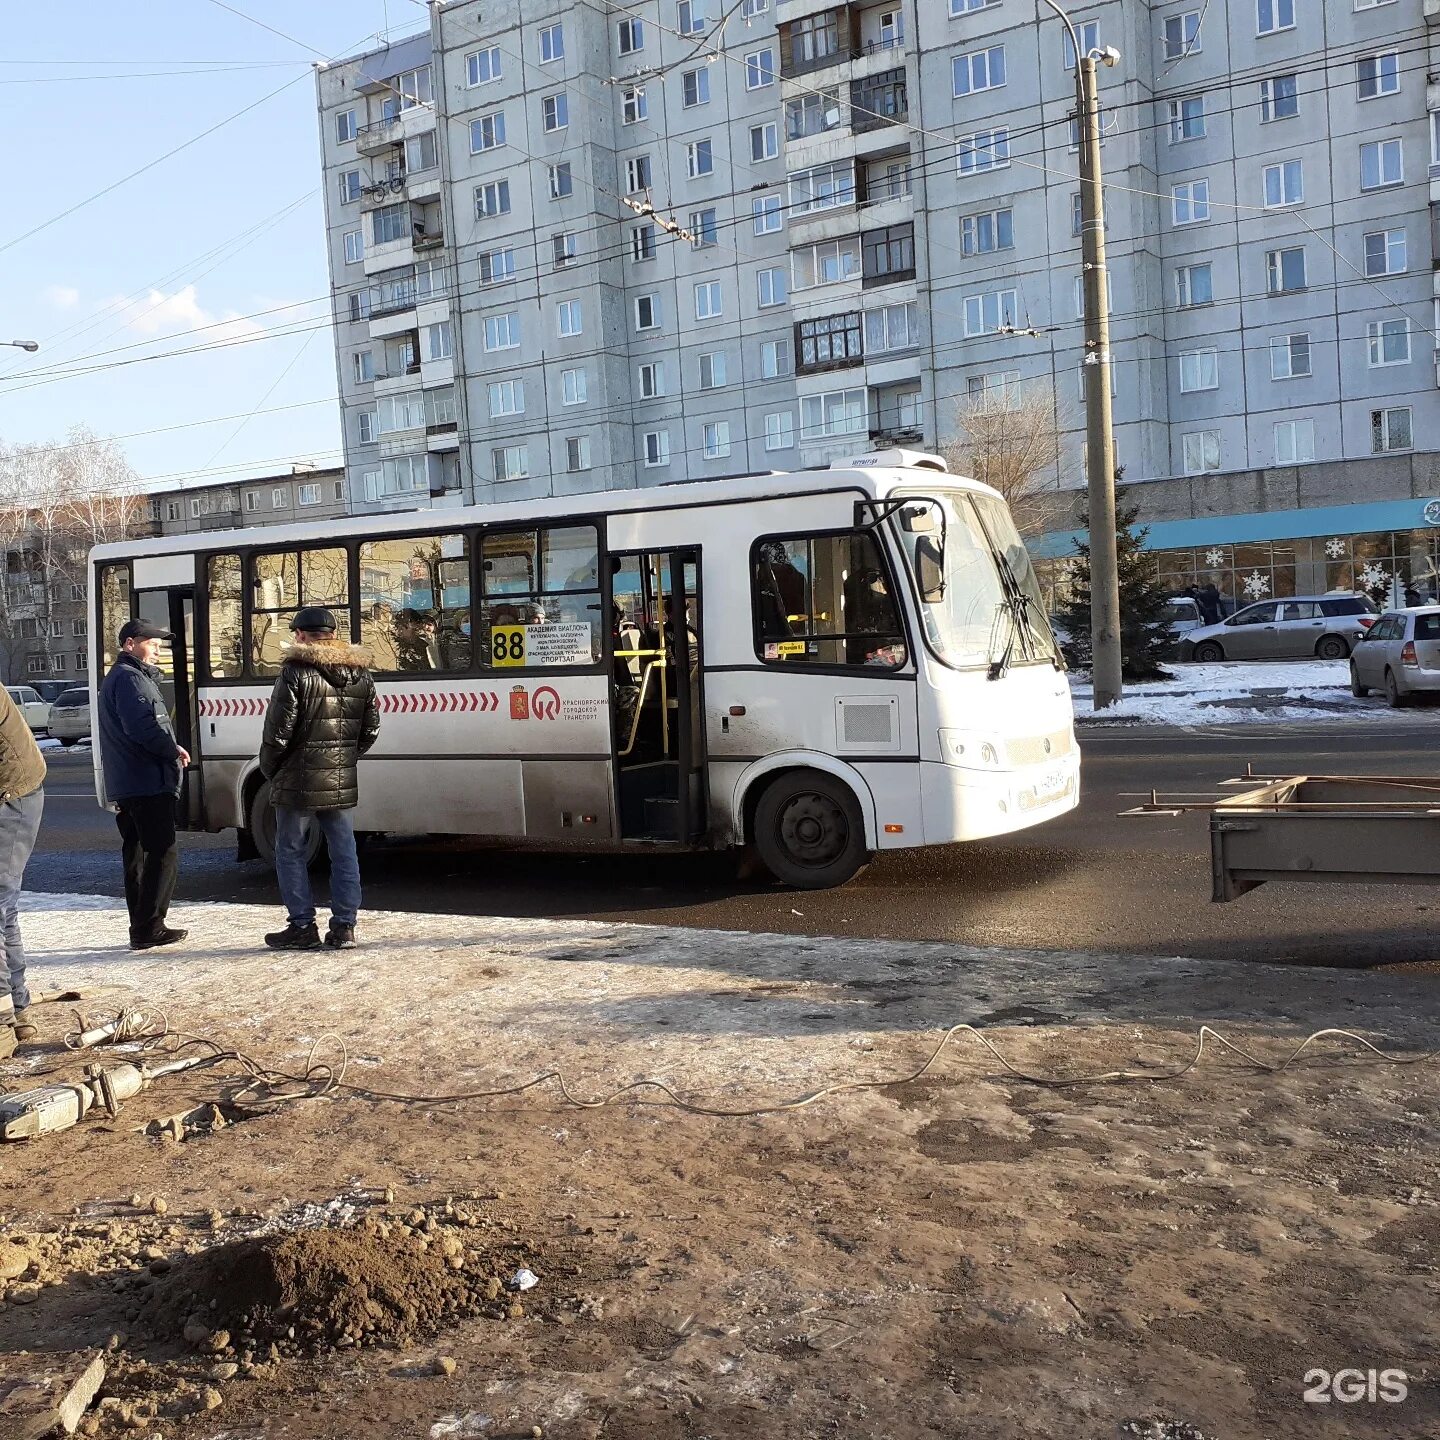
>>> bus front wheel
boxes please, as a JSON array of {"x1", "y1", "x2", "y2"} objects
[
  {"x1": 753, "y1": 771, "x2": 870, "y2": 890},
  {"x1": 246, "y1": 781, "x2": 325, "y2": 870}
]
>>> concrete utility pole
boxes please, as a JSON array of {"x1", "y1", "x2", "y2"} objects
[{"x1": 1039, "y1": 0, "x2": 1123, "y2": 709}]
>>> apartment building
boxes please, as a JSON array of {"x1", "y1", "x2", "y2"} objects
[
  {"x1": 145, "y1": 467, "x2": 350, "y2": 537},
  {"x1": 316, "y1": 0, "x2": 1440, "y2": 607}
]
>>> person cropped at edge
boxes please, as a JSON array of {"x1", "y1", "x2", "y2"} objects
[
  {"x1": 257, "y1": 606, "x2": 380, "y2": 951},
  {"x1": 0, "y1": 684, "x2": 46, "y2": 1056},
  {"x1": 97, "y1": 618, "x2": 189, "y2": 951}
]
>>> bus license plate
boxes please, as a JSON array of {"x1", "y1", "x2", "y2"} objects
[{"x1": 1035, "y1": 769, "x2": 1070, "y2": 804}]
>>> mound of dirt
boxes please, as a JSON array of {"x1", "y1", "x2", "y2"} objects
[{"x1": 139, "y1": 1225, "x2": 532, "y2": 1355}]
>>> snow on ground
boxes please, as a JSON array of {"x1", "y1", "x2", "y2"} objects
[{"x1": 1071, "y1": 658, "x2": 1431, "y2": 726}]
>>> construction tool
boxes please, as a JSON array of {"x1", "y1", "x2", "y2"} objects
[{"x1": 0, "y1": 1055, "x2": 208, "y2": 1141}]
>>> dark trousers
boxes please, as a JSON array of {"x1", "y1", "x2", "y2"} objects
[{"x1": 115, "y1": 794, "x2": 178, "y2": 941}]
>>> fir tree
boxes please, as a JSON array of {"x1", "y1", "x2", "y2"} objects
[{"x1": 1060, "y1": 488, "x2": 1176, "y2": 681}]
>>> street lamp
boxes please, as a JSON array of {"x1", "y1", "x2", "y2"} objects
[
  {"x1": 1038, "y1": 0, "x2": 1123, "y2": 711},
  {"x1": 2, "y1": 340, "x2": 39, "y2": 353}
]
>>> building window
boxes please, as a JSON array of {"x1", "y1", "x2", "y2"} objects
[
  {"x1": 634, "y1": 294, "x2": 660, "y2": 330},
  {"x1": 1270, "y1": 332, "x2": 1311, "y2": 379},
  {"x1": 557, "y1": 299, "x2": 583, "y2": 337},
  {"x1": 1179, "y1": 349, "x2": 1219, "y2": 392},
  {"x1": 357, "y1": 411, "x2": 377, "y2": 444},
  {"x1": 539, "y1": 22, "x2": 564, "y2": 62},
  {"x1": 864, "y1": 302, "x2": 919, "y2": 354},
  {"x1": 542, "y1": 93, "x2": 569, "y2": 131},
  {"x1": 76, "y1": 651, "x2": 88, "y2": 672},
  {"x1": 960, "y1": 208, "x2": 1013, "y2": 256},
  {"x1": 488, "y1": 379, "x2": 525, "y2": 417},
  {"x1": 797, "y1": 312, "x2": 864, "y2": 372},
  {"x1": 244, "y1": 489, "x2": 261, "y2": 512},
  {"x1": 492, "y1": 446, "x2": 529, "y2": 481},
  {"x1": 952, "y1": 46, "x2": 1006, "y2": 97},
  {"x1": 272, "y1": 488, "x2": 285, "y2": 508},
  {"x1": 479, "y1": 247, "x2": 516, "y2": 284},
  {"x1": 961, "y1": 288, "x2": 1018, "y2": 337},
  {"x1": 1367, "y1": 318, "x2": 1410, "y2": 367},
  {"x1": 698, "y1": 351, "x2": 727, "y2": 389},
  {"x1": 967, "y1": 371, "x2": 1022, "y2": 410},
  {"x1": 1263, "y1": 159, "x2": 1303, "y2": 207},
  {"x1": 1363, "y1": 228, "x2": 1406, "y2": 277},
  {"x1": 678, "y1": 0, "x2": 705, "y2": 32},
  {"x1": 752, "y1": 195, "x2": 782, "y2": 234},
  {"x1": 1181, "y1": 430, "x2": 1221, "y2": 475},
  {"x1": 631, "y1": 224, "x2": 655, "y2": 261},
  {"x1": 561, "y1": 368, "x2": 588, "y2": 405},
  {"x1": 957, "y1": 128, "x2": 1009, "y2": 175},
  {"x1": 352, "y1": 350, "x2": 375, "y2": 384},
  {"x1": 1274, "y1": 419, "x2": 1315, "y2": 464},
  {"x1": 621, "y1": 86, "x2": 647, "y2": 124},
  {"x1": 750, "y1": 122, "x2": 779, "y2": 161},
  {"x1": 1168, "y1": 96, "x2": 1205, "y2": 143},
  {"x1": 1163, "y1": 11, "x2": 1201, "y2": 60},
  {"x1": 618, "y1": 17, "x2": 644, "y2": 52},
  {"x1": 702, "y1": 422, "x2": 731, "y2": 459},
  {"x1": 548, "y1": 163, "x2": 574, "y2": 200},
  {"x1": 624, "y1": 156, "x2": 652, "y2": 193},
  {"x1": 566, "y1": 436, "x2": 592, "y2": 472},
  {"x1": 468, "y1": 46, "x2": 502, "y2": 85},
  {"x1": 474, "y1": 179, "x2": 512, "y2": 218},
  {"x1": 1175, "y1": 262, "x2": 1213, "y2": 308},
  {"x1": 1256, "y1": 0, "x2": 1294, "y2": 34},
  {"x1": 862, "y1": 224, "x2": 914, "y2": 284},
  {"x1": 758, "y1": 266, "x2": 787, "y2": 306},
  {"x1": 1372, "y1": 407, "x2": 1412, "y2": 452},
  {"x1": 694, "y1": 281, "x2": 723, "y2": 319},
  {"x1": 689, "y1": 207, "x2": 718, "y2": 248},
  {"x1": 1259, "y1": 74, "x2": 1298, "y2": 121},
  {"x1": 638, "y1": 361, "x2": 664, "y2": 398},
  {"x1": 553, "y1": 232, "x2": 578, "y2": 267},
  {"x1": 297, "y1": 484, "x2": 322, "y2": 506},
  {"x1": 687, "y1": 138, "x2": 714, "y2": 178},
  {"x1": 760, "y1": 339, "x2": 789, "y2": 377},
  {"x1": 682, "y1": 68, "x2": 711, "y2": 107},
  {"x1": 788, "y1": 161, "x2": 855, "y2": 214},
  {"x1": 470, "y1": 111, "x2": 506, "y2": 152},
  {"x1": 799, "y1": 389, "x2": 867, "y2": 441},
  {"x1": 1360, "y1": 138, "x2": 1402, "y2": 189},
  {"x1": 1357, "y1": 51, "x2": 1399, "y2": 100},
  {"x1": 425, "y1": 320, "x2": 452, "y2": 360},
  {"x1": 338, "y1": 169, "x2": 362, "y2": 204},
  {"x1": 343, "y1": 229, "x2": 363, "y2": 265},
  {"x1": 643, "y1": 431, "x2": 671, "y2": 466},
  {"x1": 335, "y1": 109, "x2": 357, "y2": 143},
  {"x1": 1062, "y1": 20, "x2": 1100, "y2": 68},
  {"x1": 483, "y1": 313, "x2": 521, "y2": 352},
  {"x1": 1171, "y1": 180, "x2": 1210, "y2": 224},
  {"x1": 745, "y1": 48, "x2": 776, "y2": 89},
  {"x1": 1265, "y1": 246, "x2": 1307, "y2": 294},
  {"x1": 764, "y1": 412, "x2": 795, "y2": 450}
]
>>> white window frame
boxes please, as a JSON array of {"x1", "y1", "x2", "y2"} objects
[
  {"x1": 548, "y1": 162, "x2": 574, "y2": 200},
  {"x1": 618, "y1": 18, "x2": 644, "y2": 53},
  {"x1": 343, "y1": 229, "x2": 363, "y2": 265},
  {"x1": 1163, "y1": 11, "x2": 1202, "y2": 61},
  {"x1": 750, "y1": 122, "x2": 779, "y2": 161},
  {"x1": 634, "y1": 294, "x2": 660, "y2": 331},
  {"x1": 682, "y1": 68, "x2": 711, "y2": 107},
  {"x1": 560, "y1": 368, "x2": 588, "y2": 406},
  {"x1": 960, "y1": 288, "x2": 1019, "y2": 338},
  {"x1": 1356, "y1": 51, "x2": 1400, "y2": 101},
  {"x1": 1175, "y1": 262, "x2": 1213, "y2": 308},
  {"x1": 621, "y1": 86, "x2": 648, "y2": 124},
  {"x1": 698, "y1": 351, "x2": 727, "y2": 389},
  {"x1": 1367, "y1": 317, "x2": 1411, "y2": 368},
  {"x1": 557, "y1": 299, "x2": 583, "y2": 337},
  {"x1": 1372, "y1": 406, "x2": 1412, "y2": 452},
  {"x1": 966, "y1": 371, "x2": 1022, "y2": 410},
  {"x1": 1180, "y1": 429, "x2": 1221, "y2": 475},
  {"x1": 745, "y1": 49, "x2": 775, "y2": 88},
  {"x1": 757, "y1": 266, "x2": 787, "y2": 307},
  {"x1": 638, "y1": 361, "x2": 664, "y2": 398},
  {"x1": 488, "y1": 379, "x2": 525, "y2": 417},
  {"x1": 1259, "y1": 74, "x2": 1298, "y2": 122},
  {"x1": 760, "y1": 339, "x2": 788, "y2": 378},
  {"x1": 678, "y1": 0, "x2": 705, "y2": 33},
  {"x1": 960, "y1": 207, "x2": 1014, "y2": 257},
  {"x1": 1178, "y1": 348, "x2": 1219, "y2": 392},
  {"x1": 542, "y1": 93, "x2": 569, "y2": 131},
  {"x1": 467, "y1": 46, "x2": 502, "y2": 86},
  {"x1": 1063, "y1": 21, "x2": 1101, "y2": 69},
  {"x1": 539, "y1": 23, "x2": 565, "y2": 63},
  {"x1": 643, "y1": 430, "x2": 671, "y2": 467},
  {"x1": 952, "y1": 46, "x2": 1006, "y2": 98},
  {"x1": 1363, "y1": 228, "x2": 1406, "y2": 278},
  {"x1": 425, "y1": 320, "x2": 452, "y2": 361},
  {"x1": 493, "y1": 445, "x2": 530, "y2": 481},
  {"x1": 687, "y1": 138, "x2": 714, "y2": 178},
  {"x1": 702, "y1": 421, "x2": 731, "y2": 460},
  {"x1": 336, "y1": 109, "x2": 357, "y2": 143},
  {"x1": 1360, "y1": 138, "x2": 1403, "y2": 191},
  {"x1": 694, "y1": 280, "x2": 723, "y2": 320},
  {"x1": 483, "y1": 313, "x2": 521, "y2": 352},
  {"x1": 957, "y1": 128, "x2": 1010, "y2": 175},
  {"x1": 469, "y1": 111, "x2": 506, "y2": 153},
  {"x1": 799, "y1": 389, "x2": 867, "y2": 441},
  {"x1": 566, "y1": 436, "x2": 592, "y2": 472},
  {"x1": 752, "y1": 195, "x2": 782, "y2": 235},
  {"x1": 1269, "y1": 332, "x2": 1311, "y2": 380},
  {"x1": 479, "y1": 247, "x2": 516, "y2": 285},
  {"x1": 1167, "y1": 96, "x2": 1205, "y2": 144},
  {"x1": 625, "y1": 155, "x2": 652, "y2": 193},
  {"x1": 338, "y1": 169, "x2": 362, "y2": 204},
  {"x1": 1171, "y1": 179, "x2": 1210, "y2": 225},
  {"x1": 1262, "y1": 159, "x2": 1303, "y2": 208},
  {"x1": 1256, "y1": 0, "x2": 1294, "y2": 35},
  {"x1": 1273, "y1": 419, "x2": 1315, "y2": 464},
  {"x1": 1265, "y1": 246, "x2": 1307, "y2": 294},
  {"x1": 764, "y1": 411, "x2": 795, "y2": 451},
  {"x1": 474, "y1": 179, "x2": 512, "y2": 218}
]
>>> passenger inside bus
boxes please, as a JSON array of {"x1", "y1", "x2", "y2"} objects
[
  {"x1": 755, "y1": 542, "x2": 807, "y2": 638},
  {"x1": 393, "y1": 608, "x2": 442, "y2": 672}
]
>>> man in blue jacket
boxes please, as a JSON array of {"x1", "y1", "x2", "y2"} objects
[{"x1": 98, "y1": 618, "x2": 190, "y2": 949}]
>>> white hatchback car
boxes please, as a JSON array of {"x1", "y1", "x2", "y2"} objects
[
  {"x1": 1349, "y1": 606, "x2": 1440, "y2": 707},
  {"x1": 5, "y1": 685, "x2": 50, "y2": 734}
]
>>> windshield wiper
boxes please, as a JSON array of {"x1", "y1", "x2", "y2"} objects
[{"x1": 986, "y1": 552, "x2": 1053, "y2": 680}]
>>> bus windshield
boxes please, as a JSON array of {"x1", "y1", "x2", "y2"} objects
[{"x1": 893, "y1": 490, "x2": 1059, "y2": 672}]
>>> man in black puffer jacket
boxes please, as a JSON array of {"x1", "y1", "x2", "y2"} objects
[{"x1": 257, "y1": 607, "x2": 380, "y2": 950}]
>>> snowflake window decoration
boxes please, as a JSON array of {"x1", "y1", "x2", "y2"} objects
[
  {"x1": 1325, "y1": 538, "x2": 1345, "y2": 560},
  {"x1": 1242, "y1": 570, "x2": 1271, "y2": 600},
  {"x1": 1204, "y1": 548, "x2": 1226, "y2": 568},
  {"x1": 1359, "y1": 561, "x2": 1390, "y2": 593}
]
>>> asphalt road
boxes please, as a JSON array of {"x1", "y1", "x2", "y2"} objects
[{"x1": 26, "y1": 723, "x2": 1440, "y2": 969}]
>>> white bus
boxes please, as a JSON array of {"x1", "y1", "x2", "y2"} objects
[{"x1": 89, "y1": 451, "x2": 1077, "y2": 889}]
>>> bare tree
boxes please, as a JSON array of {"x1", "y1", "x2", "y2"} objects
[{"x1": 939, "y1": 384, "x2": 1076, "y2": 540}]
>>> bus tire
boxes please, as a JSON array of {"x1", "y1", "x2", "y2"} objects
[
  {"x1": 246, "y1": 781, "x2": 326, "y2": 870},
  {"x1": 752, "y1": 770, "x2": 871, "y2": 890}
]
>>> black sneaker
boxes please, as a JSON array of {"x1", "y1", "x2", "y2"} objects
[
  {"x1": 324, "y1": 923, "x2": 357, "y2": 949},
  {"x1": 131, "y1": 927, "x2": 188, "y2": 951},
  {"x1": 264, "y1": 922, "x2": 322, "y2": 951}
]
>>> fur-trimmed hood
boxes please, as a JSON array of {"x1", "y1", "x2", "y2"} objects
[{"x1": 284, "y1": 639, "x2": 372, "y2": 673}]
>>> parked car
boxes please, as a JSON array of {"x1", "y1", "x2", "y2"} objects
[
  {"x1": 1180, "y1": 595, "x2": 1377, "y2": 662},
  {"x1": 1162, "y1": 596, "x2": 1205, "y2": 638},
  {"x1": 5, "y1": 685, "x2": 51, "y2": 734},
  {"x1": 31, "y1": 679, "x2": 71, "y2": 704},
  {"x1": 46, "y1": 685, "x2": 92, "y2": 745},
  {"x1": 1349, "y1": 606, "x2": 1440, "y2": 707}
]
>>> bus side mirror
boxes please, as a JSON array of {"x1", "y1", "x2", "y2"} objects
[
  {"x1": 916, "y1": 535, "x2": 945, "y2": 604},
  {"x1": 899, "y1": 505, "x2": 934, "y2": 533}
]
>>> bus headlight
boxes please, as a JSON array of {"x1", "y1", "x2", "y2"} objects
[{"x1": 940, "y1": 730, "x2": 1003, "y2": 768}]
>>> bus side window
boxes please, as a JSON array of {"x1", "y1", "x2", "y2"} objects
[
  {"x1": 97, "y1": 563, "x2": 131, "y2": 670},
  {"x1": 751, "y1": 531, "x2": 906, "y2": 668},
  {"x1": 205, "y1": 553, "x2": 243, "y2": 679},
  {"x1": 249, "y1": 546, "x2": 351, "y2": 675},
  {"x1": 358, "y1": 533, "x2": 472, "y2": 673},
  {"x1": 480, "y1": 525, "x2": 601, "y2": 667}
]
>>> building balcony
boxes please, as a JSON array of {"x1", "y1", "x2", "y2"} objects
[
  {"x1": 362, "y1": 178, "x2": 408, "y2": 210},
  {"x1": 356, "y1": 116, "x2": 404, "y2": 155},
  {"x1": 869, "y1": 424, "x2": 925, "y2": 447}
]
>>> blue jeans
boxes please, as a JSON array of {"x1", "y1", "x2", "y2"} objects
[
  {"x1": 0, "y1": 788, "x2": 44, "y2": 1017},
  {"x1": 274, "y1": 806, "x2": 360, "y2": 929}
]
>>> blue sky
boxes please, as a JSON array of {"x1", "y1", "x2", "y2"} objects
[{"x1": 0, "y1": 2, "x2": 429, "y2": 488}]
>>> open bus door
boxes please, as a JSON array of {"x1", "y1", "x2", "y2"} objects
[
  {"x1": 132, "y1": 586, "x2": 200, "y2": 829},
  {"x1": 608, "y1": 548, "x2": 706, "y2": 843}
]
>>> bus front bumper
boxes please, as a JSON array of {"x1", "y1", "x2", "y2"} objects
[{"x1": 919, "y1": 754, "x2": 1080, "y2": 844}]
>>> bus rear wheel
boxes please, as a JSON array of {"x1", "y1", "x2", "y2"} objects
[
  {"x1": 753, "y1": 771, "x2": 870, "y2": 890},
  {"x1": 246, "y1": 781, "x2": 325, "y2": 869}
]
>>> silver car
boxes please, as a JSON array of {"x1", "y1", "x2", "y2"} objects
[
  {"x1": 1182, "y1": 595, "x2": 1376, "y2": 662},
  {"x1": 1349, "y1": 606, "x2": 1440, "y2": 707},
  {"x1": 46, "y1": 686, "x2": 91, "y2": 745}
]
